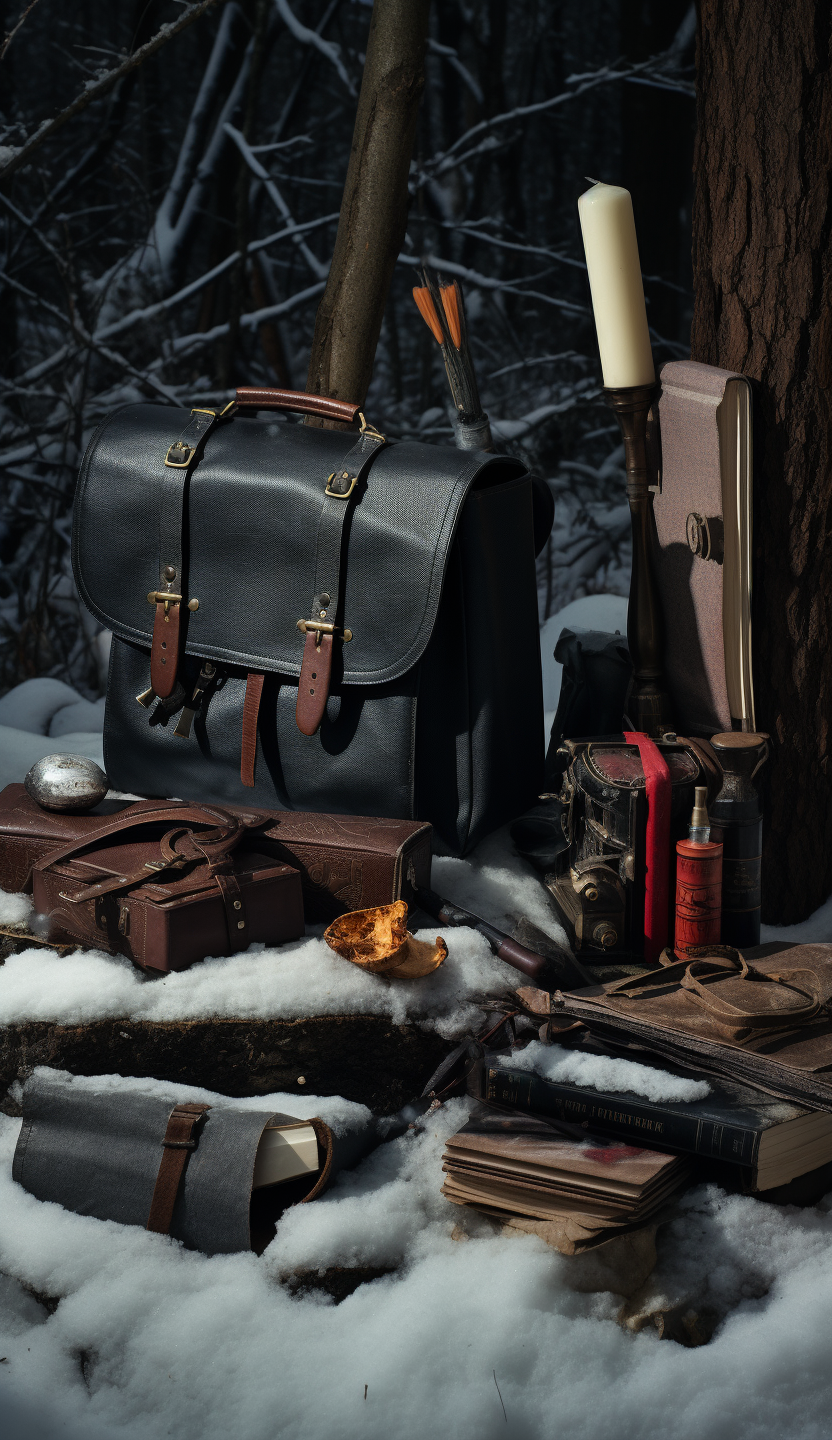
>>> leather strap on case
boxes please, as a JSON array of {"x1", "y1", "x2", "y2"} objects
[
  {"x1": 146, "y1": 1102, "x2": 211, "y2": 1235},
  {"x1": 624, "y1": 731, "x2": 671, "y2": 965},
  {"x1": 150, "y1": 407, "x2": 229, "y2": 700},
  {"x1": 296, "y1": 427, "x2": 387, "y2": 735},
  {"x1": 212, "y1": 868, "x2": 250, "y2": 951},
  {"x1": 241, "y1": 672, "x2": 265, "y2": 787}
]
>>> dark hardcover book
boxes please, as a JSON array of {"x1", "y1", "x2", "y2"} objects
[{"x1": 472, "y1": 1056, "x2": 832, "y2": 1190}]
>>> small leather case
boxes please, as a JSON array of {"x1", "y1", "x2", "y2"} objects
[
  {"x1": 30, "y1": 801, "x2": 304, "y2": 974},
  {"x1": 0, "y1": 783, "x2": 431, "y2": 921}
]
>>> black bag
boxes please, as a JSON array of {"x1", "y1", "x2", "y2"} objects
[{"x1": 72, "y1": 388, "x2": 551, "y2": 854}]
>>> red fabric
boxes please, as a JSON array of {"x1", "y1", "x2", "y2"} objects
[{"x1": 624, "y1": 731, "x2": 671, "y2": 965}]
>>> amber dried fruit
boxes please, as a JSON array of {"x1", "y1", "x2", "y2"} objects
[{"x1": 324, "y1": 901, "x2": 447, "y2": 979}]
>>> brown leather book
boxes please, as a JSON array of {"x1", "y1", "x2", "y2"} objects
[
  {"x1": 653, "y1": 359, "x2": 754, "y2": 735},
  {"x1": 557, "y1": 943, "x2": 832, "y2": 1113},
  {"x1": 0, "y1": 783, "x2": 431, "y2": 920}
]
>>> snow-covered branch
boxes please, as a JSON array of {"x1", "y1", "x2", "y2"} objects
[{"x1": 0, "y1": 0, "x2": 223, "y2": 180}]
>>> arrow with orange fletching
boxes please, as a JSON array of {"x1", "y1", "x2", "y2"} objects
[{"x1": 411, "y1": 265, "x2": 492, "y2": 449}]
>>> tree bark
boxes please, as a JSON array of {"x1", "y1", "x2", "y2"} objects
[
  {"x1": 691, "y1": 0, "x2": 832, "y2": 923},
  {"x1": 305, "y1": 0, "x2": 430, "y2": 411}
]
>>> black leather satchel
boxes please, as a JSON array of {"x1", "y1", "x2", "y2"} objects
[{"x1": 72, "y1": 387, "x2": 551, "y2": 854}]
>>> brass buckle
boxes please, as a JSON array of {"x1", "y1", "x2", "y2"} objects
[
  {"x1": 358, "y1": 412, "x2": 385, "y2": 443},
  {"x1": 164, "y1": 442, "x2": 194, "y2": 469},
  {"x1": 296, "y1": 618, "x2": 353, "y2": 644},
  {"x1": 325, "y1": 470, "x2": 359, "y2": 500},
  {"x1": 147, "y1": 590, "x2": 183, "y2": 616}
]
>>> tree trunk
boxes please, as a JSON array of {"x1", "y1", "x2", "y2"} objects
[
  {"x1": 691, "y1": 0, "x2": 832, "y2": 923},
  {"x1": 305, "y1": 0, "x2": 430, "y2": 411}
]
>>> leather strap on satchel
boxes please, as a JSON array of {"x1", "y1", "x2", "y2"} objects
[
  {"x1": 296, "y1": 421, "x2": 387, "y2": 736},
  {"x1": 148, "y1": 405, "x2": 233, "y2": 702},
  {"x1": 241, "y1": 672, "x2": 265, "y2": 787},
  {"x1": 146, "y1": 1102, "x2": 210, "y2": 1235}
]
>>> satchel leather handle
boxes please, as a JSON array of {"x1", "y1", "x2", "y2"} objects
[{"x1": 235, "y1": 387, "x2": 361, "y2": 424}]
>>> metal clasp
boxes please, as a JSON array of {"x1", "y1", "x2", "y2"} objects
[
  {"x1": 164, "y1": 442, "x2": 193, "y2": 469},
  {"x1": 296, "y1": 618, "x2": 353, "y2": 645},
  {"x1": 147, "y1": 590, "x2": 183, "y2": 615},
  {"x1": 325, "y1": 470, "x2": 359, "y2": 500},
  {"x1": 358, "y1": 412, "x2": 385, "y2": 443}
]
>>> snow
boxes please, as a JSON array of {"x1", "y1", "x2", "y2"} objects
[
  {"x1": 0, "y1": 677, "x2": 105, "y2": 790},
  {"x1": 0, "y1": 920, "x2": 516, "y2": 1034},
  {"x1": 4, "y1": 604, "x2": 832, "y2": 1437},
  {"x1": 5, "y1": 1077, "x2": 832, "y2": 1440},
  {"x1": 507, "y1": 1039, "x2": 711, "y2": 1103}
]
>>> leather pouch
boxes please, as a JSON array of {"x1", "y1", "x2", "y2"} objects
[
  {"x1": 12, "y1": 1069, "x2": 380, "y2": 1255},
  {"x1": 30, "y1": 800, "x2": 304, "y2": 974},
  {"x1": 0, "y1": 782, "x2": 430, "y2": 921}
]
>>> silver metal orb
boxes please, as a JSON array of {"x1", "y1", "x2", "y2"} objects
[{"x1": 24, "y1": 754, "x2": 109, "y2": 812}]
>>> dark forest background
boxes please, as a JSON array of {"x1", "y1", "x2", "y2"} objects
[{"x1": 0, "y1": 0, "x2": 695, "y2": 699}]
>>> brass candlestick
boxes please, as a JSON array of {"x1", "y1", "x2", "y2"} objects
[{"x1": 604, "y1": 382, "x2": 673, "y2": 737}]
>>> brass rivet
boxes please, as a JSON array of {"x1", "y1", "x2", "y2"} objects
[
  {"x1": 188, "y1": 598, "x2": 199, "y2": 612},
  {"x1": 319, "y1": 609, "x2": 327, "y2": 619},
  {"x1": 233, "y1": 900, "x2": 242, "y2": 910},
  {"x1": 297, "y1": 1076, "x2": 306, "y2": 1085},
  {"x1": 342, "y1": 471, "x2": 349, "y2": 479},
  {"x1": 585, "y1": 886, "x2": 599, "y2": 902},
  {"x1": 237, "y1": 920, "x2": 245, "y2": 929}
]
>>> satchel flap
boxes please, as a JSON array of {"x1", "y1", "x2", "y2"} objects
[{"x1": 73, "y1": 405, "x2": 528, "y2": 684}]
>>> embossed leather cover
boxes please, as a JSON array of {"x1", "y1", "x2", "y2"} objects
[
  {"x1": 0, "y1": 783, "x2": 431, "y2": 921},
  {"x1": 72, "y1": 406, "x2": 548, "y2": 852}
]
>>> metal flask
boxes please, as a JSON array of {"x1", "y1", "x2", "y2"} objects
[
  {"x1": 709, "y1": 732, "x2": 770, "y2": 947},
  {"x1": 24, "y1": 754, "x2": 109, "y2": 813}
]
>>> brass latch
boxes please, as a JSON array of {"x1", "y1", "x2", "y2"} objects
[
  {"x1": 147, "y1": 590, "x2": 183, "y2": 615},
  {"x1": 296, "y1": 618, "x2": 353, "y2": 645}
]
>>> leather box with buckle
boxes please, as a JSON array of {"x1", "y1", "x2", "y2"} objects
[{"x1": 29, "y1": 801, "x2": 304, "y2": 974}]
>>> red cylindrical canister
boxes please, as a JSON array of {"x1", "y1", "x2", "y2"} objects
[{"x1": 675, "y1": 838, "x2": 723, "y2": 958}]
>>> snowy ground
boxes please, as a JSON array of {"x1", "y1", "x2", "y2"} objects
[
  {"x1": 2, "y1": 599, "x2": 832, "y2": 1439},
  {"x1": 5, "y1": 1078, "x2": 832, "y2": 1440}
]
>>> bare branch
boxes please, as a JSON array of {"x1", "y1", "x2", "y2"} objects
[
  {"x1": 0, "y1": 0, "x2": 222, "y2": 181},
  {"x1": 224, "y1": 123, "x2": 328, "y2": 279},
  {"x1": 0, "y1": 0, "x2": 42, "y2": 64},
  {"x1": 273, "y1": 0, "x2": 355, "y2": 96}
]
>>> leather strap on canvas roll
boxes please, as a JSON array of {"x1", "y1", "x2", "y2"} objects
[
  {"x1": 241, "y1": 672, "x2": 265, "y2": 787},
  {"x1": 624, "y1": 731, "x2": 671, "y2": 965},
  {"x1": 296, "y1": 428, "x2": 387, "y2": 736},
  {"x1": 146, "y1": 1102, "x2": 211, "y2": 1235},
  {"x1": 151, "y1": 408, "x2": 227, "y2": 700}
]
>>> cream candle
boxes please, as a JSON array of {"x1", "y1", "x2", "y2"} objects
[{"x1": 578, "y1": 181, "x2": 655, "y2": 388}]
